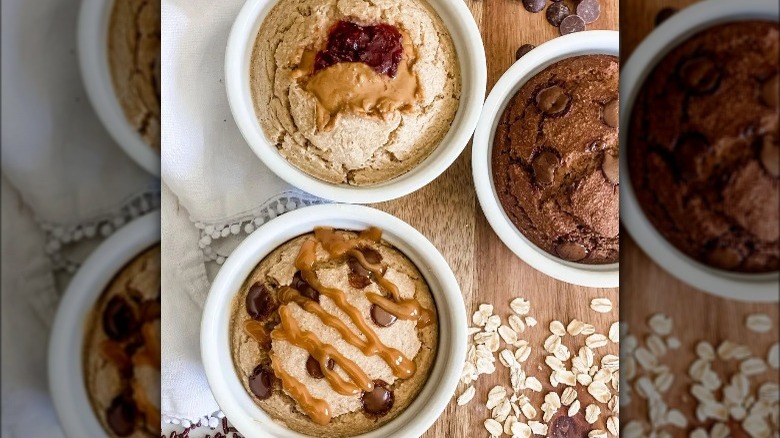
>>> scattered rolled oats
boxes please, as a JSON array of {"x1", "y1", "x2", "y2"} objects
[
  {"x1": 510, "y1": 298, "x2": 530, "y2": 315},
  {"x1": 606, "y1": 416, "x2": 619, "y2": 436},
  {"x1": 499, "y1": 349, "x2": 516, "y2": 368},
  {"x1": 515, "y1": 344, "x2": 531, "y2": 363},
  {"x1": 528, "y1": 421, "x2": 547, "y2": 435},
  {"x1": 487, "y1": 386, "x2": 507, "y2": 409},
  {"x1": 508, "y1": 314, "x2": 525, "y2": 334},
  {"x1": 646, "y1": 334, "x2": 667, "y2": 357},
  {"x1": 521, "y1": 402, "x2": 537, "y2": 419},
  {"x1": 586, "y1": 333, "x2": 609, "y2": 349},
  {"x1": 666, "y1": 336, "x2": 681, "y2": 349},
  {"x1": 567, "y1": 318, "x2": 585, "y2": 336},
  {"x1": 498, "y1": 325, "x2": 518, "y2": 345},
  {"x1": 502, "y1": 415, "x2": 517, "y2": 435},
  {"x1": 717, "y1": 340, "x2": 751, "y2": 361},
  {"x1": 561, "y1": 387, "x2": 577, "y2": 406},
  {"x1": 492, "y1": 398, "x2": 512, "y2": 422},
  {"x1": 588, "y1": 429, "x2": 607, "y2": 438},
  {"x1": 601, "y1": 354, "x2": 619, "y2": 370},
  {"x1": 554, "y1": 343, "x2": 571, "y2": 361},
  {"x1": 746, "y1": 313, "x2": 773, "y2": 333},
  {"x1": 545, "y1": 355, "x2": 565, "y2": 371},
  {"x1": 544, "y1": 391, "x2": 561, "y2": 409},
  {"x1": 768, "y1": 343, "x2": 779, "y2": 369},
  {"x1": 696, "y1": 341, "x2": 715, "y2": 361},
  {"x1": 648, "y1": 313, "x2": 673, "y2": 336},
  {"x1": 590, "y1": 297, "x2": 613, "y2": 313},
  {"x1": 511, "y1": 420, "x2": 532, "y2": 438},
  {"x1": 485, "y1": 314, "x2": 501, "y2": 333},
  {"x1": 524, "y1": 316, "x2": 537, "y2": 327},
  {"x1": 581, "y1": 323, "x2": 597, "y2": 335},
  {"x1": 544, "y1": 334, "x2": 561, "y2": 353},
  {"x1": 457, "y1": 386, "x2": 475, "y2": 406},
  {"x1": 585, "y1": 403, "x2": 601, "y2": 423},
  {"x1": 667, "y1": 408, "x2": 688, "y2": 427},
  {"x1": 525, "y1": 376, "x2": 542, "y2": 392},
  {"x1": 549, "y1": 320, "x2": 566, "y2": 336},
  {"x1": 608, "y1": 321, "x2": 619, "y2": 343},
  {"x1": 740, "y1": 357, "x2": 768, "y2": 376},
  {"x1": 484, "y1": 418, "x2": 502, "y2": 436},
  {"x1": 588, "y1": 381, "x2": 611, "y2": 403}
]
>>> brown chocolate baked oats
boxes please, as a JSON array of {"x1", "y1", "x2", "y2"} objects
[
  {"x1": 108, "y1": 0, "x2": 161, "y2": 152},
  {"x1": 230, "y1": 227, "x2": 437, "y2": 437},
  {"x1": 83, "y1": 245, "x2": 160, "y2": 438},
  {"x1": 492, "y1": 55, "x2": 620, "y2": 264},
  {"x1": 628, "y1": 21, "x2": 779, "y2": 273}
]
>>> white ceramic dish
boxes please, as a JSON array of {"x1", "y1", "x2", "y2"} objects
[
  {"x1": 201, "y1": 204, "x2": 466, "y2": 438},
  {"x1": 620, "y1": 0, "x2": 779, "y2": 302},
  {"x1": 472, "y1": 31, "x2": 620, "y2": 289},
  {"x1": 225, "y1": 0, "x2": 486, "y2": 203},
  {"x1": 78, "y1": 0, "x2": 160, "y2": 176},
  {"x1": 48, "y1": 211, "x2": 160, "y2": 437}
]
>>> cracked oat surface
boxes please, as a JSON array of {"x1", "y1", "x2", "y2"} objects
[
  {"x1": 250, "y1": 0, "x2": 461, "y2": 185},
  {"x1": 108, "y1": 0, "x2": 161, "y2": 153}
]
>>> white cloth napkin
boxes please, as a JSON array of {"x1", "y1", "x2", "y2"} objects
[
  {"x1": 160, "y1": 0, "x2": 321, "y2": 431},
  {"x1": 1, "y1": 0, "x2": 159, "y2": 436}
]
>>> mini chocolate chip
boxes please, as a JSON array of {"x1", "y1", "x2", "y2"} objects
[
  {"x1": 576, "y1": 0, "x2": 600, "y2": 24},
  {"x1": 248, "y1": 365, "x2": 275, "y2": 400},
  {"x1": 291, "y1": 271, "x2": 319, "y2": 302},
  {"x1": 103, "y1": 296, "x2": 138, "y2": 341},
  {"x1": 515, "y1": 44, "x2": 535, "y2": 60},
  {"x1": 106, "y1": 394, "x2": 136, "y2": 436},
  {"x1": 522, "y1": 0, "x2": 545, "y2": 13},
  {"x1": 706, "y1": 246, "x2": 743, "y2": 270},
  {"x1": 674, "y1": 132, "x2": 709, "y2": 180},
  {"x1": 678, "y1": 56, "x2": 721, "y2": 94},
  {"x1": 655, "y1": 7, "x2": 677, "y2": 26},
  {"x1": 550, "y1": 415, "x2": 583, "y2": 438},
  {"x1": 348, "y1": 257, "x2": 372, "y2": 289},
  {"x1": 760, "y1": 74, "x2": 779, "y2": 108},
  {"x1": 556, "y1": 242, "x2": 588, "y2": 262},
  {"x1": 602, "y1": 152, "x2": 619, "y2": 185},
  {"x1": 246, "y1": 283, "x2": 277, "y2": 320},
  {"x1": 531, "y1": 151, "x2": 560, "y2": 185},
  {"x1": 546, "y1": 3, "x2": 569, "y2": 27},
  {"x1": 760, "y1": 135, "x2": 779, "y2": 177},
  {"x1": 370, "y1": 304, "x2": 398, "y2": 327},
  {"x1": 361, "y1": 380, "x2": 394, "y2": 417},
  {"x1": 306, "y1": 355, "x2": 335, "y2": 379},
  {"x1": 535, "y1": 85, "x2": 570, "y2": 115},
  {"x1": 602, "y1": 98, "x2": 619, "y2": 128},
  {"x1": 559, "y1": 14, "x2": 585, "y2": 35}
]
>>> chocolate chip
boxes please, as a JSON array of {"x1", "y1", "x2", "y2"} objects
[
  {"x1": 291, "y1": 271, "x2": 319, "y2": 302},
  {"x1": 576, "y1": 0, "x2": 600, "y2": 24},
  {"x1": 531, "y1": 151, "x2": 560, "y2": 185},
  {"x1": 515, "y1": 44, "x2": 536, "y2": 60},
  {"x1": 674, "y1": 132, "x2": 709, "y2": 180},
  {"x1": 535, "y1": 85, "x2": 570, "y2": 115},
  {"x1": 760, "y1": 74, "x2": 779, "y2": 108},
  {"x1": 602, "y1": 98, "x2": 619, "y2": 128},
  {"x1": 678, "y1": 56, "x2": 721, "y2": 94},
  {"x1": 550, "y1": 415, "x2": 584, "y2": 438},
  {"x1": 248, "y1": 365, "x2": 275, "y2": 400},
  {"x1": 760, "y1": 134, "x2": 779, "y2": 177},
  {"x1": 106, "y1": 394, "x2": 136, "y2": 436},
  {"x1": 103, "y1": 296, "x2": 138, "y2": 341},
  {"x1": 522, "y1": 0, "x2": 546, "y2": 13},
  {"x1": 556, "y1": 242, "x2": 588, "y2": 262},
  {"x1": 360, "y1": 247, "x2": 383, "y2": 265},
  {"x1": 370, "y1": 304, "x2": 398, "y2": 327},
  {"x1": 348, "y1": 257, "x2": 372, "y2": 289},
  {"x1": 546, "y1": 3, "x2": 569, "y2": 27},
  {"x1": 361, "y1": 380, "x2": 394, "y2": 417},
  {"x1": 559, "y1": 14, "x2": 585, "y2": 35},
  {"x1": 655, "y1": 7, "x2": 677, "y2": 26},
  {"x1": 602, "y1": 152, "x2": 619, "y2": 185},
  {"x1": 706, "y1": 246, "x2": 743, "y2": 270},
  {"x1": 246, "y1": 283, "x2": 277, "y2": 320},
  {"x1": 306, "y1": 355, "x2": 335, "y2": 379}
]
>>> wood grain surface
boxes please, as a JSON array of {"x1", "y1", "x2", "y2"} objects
[
  {"x1": 620, "y1": 1, "x2": 779, "y2": 435},
  {"x1": 372, "y1": 1, "x2": 620, "y2": 436}
]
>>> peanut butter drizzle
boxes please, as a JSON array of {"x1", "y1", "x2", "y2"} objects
[
  {"x1": 296, "y1": 239, "x2": 416, "y2": 378},
  {"x1": 270, "y1": 352, "x2": 332, "y2": 426},
  {"x1": 272, "y1": 305, "x2": 372, "y2": 396},
  {"x1": 292, "y1": 32, "x2": 421, "y2": 132}
]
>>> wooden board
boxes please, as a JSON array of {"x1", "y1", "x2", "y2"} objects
[
  {"x1": 372, "y1": 1, "x2": 620, "y2": 436},
  {"x1": 620, "y1": 0, "x2": 780, "y2": 434}
]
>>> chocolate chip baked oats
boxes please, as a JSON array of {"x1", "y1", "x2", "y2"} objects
[
  {"x1": 250, "y1": 0, "x2": 461, "y2": 185},
  {"x1": 230, "y1": 227, "x2": 437, "y2": 437},
  {"x1": 108, "y1": 0, "x2": 161, "y2": 152},
  {"x1": 83, "y1": 245, "x2": 160, "y2": 437},
  {"x1": 629, "y1": 21, "x2": 779, "y2": 273},
  {"x1": 492, "y1": 55, "x2": 620, "y2": 264}
]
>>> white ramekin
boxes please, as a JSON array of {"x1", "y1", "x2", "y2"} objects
[
  {"x1": 201, "y1": 204, "x2": 466, "y2": 438},
  {"x1": 48, "y1": 211, "x2": 160, "y2": 437},
  {"x1": 78, "y1": 0, "x2": 160, "y2": 176},
  {"x1": 225, "y1": 0, "x2": 486, "y2": 203},
  {"x1": 472, "y1": 31, "x2": 620, "y2": 289},
  {"x1": 620, "y1": 0, "x2": 779, "y2": 302}
]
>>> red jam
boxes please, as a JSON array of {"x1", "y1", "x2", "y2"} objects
[{"x1": 314, "y1": 21, "x2": 404, "y2": 78}]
